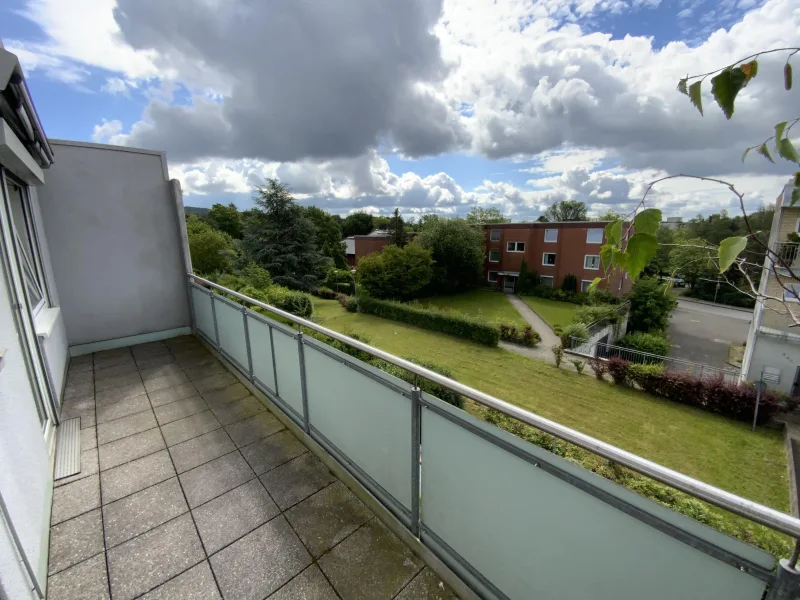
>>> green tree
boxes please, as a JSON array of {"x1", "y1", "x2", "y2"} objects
[
  {"x1": 373, "y1": 215, "x2": 391, "y2": 230},
  {"x1": 342, "y1": 212, "x2": 375, "y2": 237},
  {"x1": 186, "y1": 215, "x2": 234, "y2": 274},
  {"x1": 415, "y1": 214, "x2": 442, "y2": 232},
  {"x1": 387, "y1": 208, "x2": 406, "y2": 248},
  {"x1": 466, "y1": 206, "x2": 506, "y2": 226},
  {"x1": 206, "y1": 203, "x2": 243, "y2": 239},
  {"x1": 543, "y1": 200, "x2": 588, "y2": 222},
  {"x1": 627, "y1": 278, "x2": 677, "y2": 334},
  {"x1": 644, "y1": 226, "x2": 675, "y2": 277},
  {"x1": 667, "y1": 232, "x2": 715, "y2": 289},
  {"x1": 414, "y1": 218, "x2": 485, "y2": 294},
  {"x1": 517, "y1": 259, "x2": 540, "y2": 294},
  {"x1": 241, "y1": 179, "x2": 329, "y2": 291},
  {"x1": 595, "y1": 209, "x2": 625, "y2": 221},
  {"x1": 357, "y1": 245, "x2": 434, "y2": 300},
  {"x1": 303, "y1": 206, "x2": 347, "y2": 268}
]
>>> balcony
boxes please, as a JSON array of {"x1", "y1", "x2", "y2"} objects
[{"x1": 775, "y1": 242, "x2": 800, "y2": 271}]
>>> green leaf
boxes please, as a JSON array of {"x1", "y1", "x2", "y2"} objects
[
  {"x1": 778, "y1": 138, "x2": 800, "y2": 164},
  {"x1": 588, "y1": 277, "x2": 602, "y2": 292},
  {"x1": 633, "y1": 208, "x2": 662, "y2": 237},
  {"x1": 757, "y1": 142, "x2": 776, "y2": 164},
  {"x1": 625, "y1": 233, "x2": 659, "y2": 279},
  {"x1": 786, "y1": 63, "x2": 793, "y2": 91},
  {"x1": 742, "y1": 146, "x2": 752, "y2": 162},
  {"x1": 605, "y1": 220, "x2": 623, "y2": 246},
  {"x1": 718, "y1": 236, "x2": 747, "y2": 273},
  {"x1": 775, "y1": 121, "x2": 789, "y2": 143},
  {"x1": 612, "y1": 248, "x2": 629, "y2": 271},
  {"x1": 710, "y1": 67, "x2": 746, "y2": 119},
  {"x1": 688, "y1": 81, "x2": 703, "y2": 116},
  {"x1": 677, "y1": 78, "x2": 688, "y2": 95},
  {"x1": 600, "y1": 244, "x2": 614, "y2": 270}
]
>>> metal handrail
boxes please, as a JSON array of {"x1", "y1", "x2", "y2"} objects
[{"x1": 189, "y1": 273, "x2": 800, "y2": 540}]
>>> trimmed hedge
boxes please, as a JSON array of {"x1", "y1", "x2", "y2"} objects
[
  {"x1": 311, "y1": 286, "x2": 338, "y2": 300},
  {"x1": 616, "y1": 332, "x2": 671, "y2": 357},
  {"x1": 358, "y1": 295, "x2": 500, "y2": 346}
]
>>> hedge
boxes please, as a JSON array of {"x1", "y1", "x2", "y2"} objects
[
  {"x1": 358, "y1": 295, "x2": 500, "y2": 346},
  {"x1": 497, "y1": 321, "x2": 540, "y2": 347},
  {"x1": 311, "y1": 286, "x2": 337, "y2": 300},
  {"x1": 616, "y1": 332, "x2": 670, "y2": 357}
]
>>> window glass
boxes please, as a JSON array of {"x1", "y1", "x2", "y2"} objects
[
  {"x1": 785, "y1": 283, "x2": 800, "y2": 302},
  {"x1": 489, "y1": 250, "x2": 500, "y2": 262},
  {"x1": 507, "y1": 242, "x2": 525, "y2": 252},
  {"x1": 540, "y1": 276, "x2": 554, "y2": 287},
  {"x1": 581, "y1": 280, "x2": 593, "y2": 293},
  {"x1": 544, "y1": 229, "x2": 558, "y2": 243},
  {"x1": 542, "y1": 253, "x2": 556, "y2": 266},
  {"x1": 587, "y1": 229, "x2": 603, "y2": 243},
  {"x1": 490, "y1": 229, "x2": 501, "y2": 241},
  {"x1": 488, "y1": 271, "x2": 498, "y2": 282},
  {"x1": 5, "y1": 178, "x2": 45, "y2": 312},
  {"x1": 584, "y1": 255, "x2": 601, "y2": 270}
]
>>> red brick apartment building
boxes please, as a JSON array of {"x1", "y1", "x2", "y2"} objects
[{"x1": 484, "y1": 222, "x2": 632, "y2": 296}]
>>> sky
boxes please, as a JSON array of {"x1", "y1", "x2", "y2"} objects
[{"x1": 1, "y1": 0, "x2": 798, "y2": 222}]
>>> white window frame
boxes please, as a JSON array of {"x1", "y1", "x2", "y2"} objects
[
  {"x1": 507, "y1": 241, "x2": 525, "y2": 253},
  {"x1": 490, "y1": 229, "x2": 501, "y2": 241},
  {"x1": 785, "y1": 283, "x2": 800, "y2": 303},
  {"x1": 487, "y1": 270, "x2": 498, "y2": 283},
  {"x1": 488, "y1": 250, "x2": 500, "y2": 263},
  {"x1": 584, "y1": 255, "x2": 601, "y2": 270},
  {"x1": 542, "y1": 252, "x2": 556, "y2": 266},
  {"x1": 544, "y1": 229, "x2": 558, "y2": 243},
  {"x1": 540, "y1": 275, "x2": 554, "y2": 287},
  {"x1": 581, "y1": 279, "x2": 594, "y2": 293},
  {"x1": 586, "y1": 229, "x2": 603, "y2": 244}
]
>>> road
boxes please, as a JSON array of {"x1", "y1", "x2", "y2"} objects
[{"x1": 667, "y1": 299, "x2": 752, "y2": 368}]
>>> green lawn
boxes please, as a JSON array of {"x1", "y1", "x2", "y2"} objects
[
  {"x1": 520, "y1": 296, "x2": 578, "y2": 329},
  {"x1": 419, "y1": 289, "x2": 528, "y2": 328},
  {"x1": 311, "y1": 299, "x2": 788, "y2": 516}
]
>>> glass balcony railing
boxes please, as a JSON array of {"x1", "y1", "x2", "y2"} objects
[{"x1": 187, "y1": 273, "x2": 800, "y2": 600}]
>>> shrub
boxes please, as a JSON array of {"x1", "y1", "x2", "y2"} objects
[
  {"x1": 559, "y1": 322, "x2": 589, "y2": 347},
  {"x1": 264, "y1": 286, "x2": 314, "y2": 318},
  {"x1": 336, "y1": 293, "x2": 358, "y2": 312},
  {"x1": 497, "y1": 321, "x2": 540, "y2": 347},
  {"x1": 570, "y1": 359, "x2": 585, "y2": 374},
  {"x1": 551, "y1": 345, "x2": 563, "y2": 367},
  {"x1": 617, "y1": 332, "x2": 670, "y2": 357},
  {"x1": 311, "y1": 286, "x2": 337, "y2": 300},
  {"x1": 561, "y1": 273, "x2": 578, "y2": 293},
  {"x1": 587, "y1": 357, "x2": 608, "y2": 381},
  {"x1": 376, "y1": 357, "x2": 464, "y2": 408},
  {"x1": 607, "y1": 357, "x2": 631, "y2": 385},
  {"x1": 357, "y1": 244, "x2": 434, "y2": 300},
  {"x1": 574, "y1": 304, "x2": 619, "y2": 326},
  {"x1": 358, "y1": 295, "x2": 500, "y2": 346},
  {"x1": 325, "y1": 268, "x2": 355, "y2": 295},
  {"x1": 518, "y1": 260, "x2": 540, "y2": 294},
  {"x1": 627, "y1": 277, "x2": 676, "y2": 334}
]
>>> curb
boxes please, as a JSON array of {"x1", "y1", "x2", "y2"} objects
[{"x1": 677, "y1": 296, "x2": 754, "y2": 314}]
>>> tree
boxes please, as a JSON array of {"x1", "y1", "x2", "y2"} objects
[
  {"x1": 644, "y1": 226, "x2": 675, "y2": 277},
  {"x1": 466, "y1": 206, "x2": 506, "y2": 227},
  {"x1": 373, "y1": 215, "x2": 391, "y2": 230},
  {"x1": 543, "y1": 200, "x2": 588, "y2": 222},
  {"x1": 667, "y1": 232, "x2": 716, "y2": 289},
  {"x1": 627, "y1": 278, "x2": 677, "y2": 334},
  {"x1": 356, "y1": 245, "x2": 434, "y2": 300},
  {"x1": 414, "y1": 218, "x2": 485, "y2": 294},
  {"x1": 415, "y1": 214, "x2": 442, "y2": 232},
  {"x1": 207, "y1": 203, "x2": 243, "y2": 239},
  {"x1": 241, "y1": 179, "x2": 330, "y2": 291},
  {"x1": 595, "y1": 209, "x2": 625, "y2": 221},
  {"x1": 303, "y1": 206, "x2": 347, "y2": 268},
  {"x1": 517, "y1": 259, "x2": 540, "y2": 294},
  {"x1": 186, "y1": 215, "x2": 234, "y2": 274},
  {"x1": 387, "y1": 208, "x2": 406, "y2": 248},
  {"x1": 342, "y1": 212, "x2": 375, "y2": 237}
]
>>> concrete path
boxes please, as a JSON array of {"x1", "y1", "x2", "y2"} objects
[{"x1": 505, "y1": 294, "x2": 561, "y2": 348}]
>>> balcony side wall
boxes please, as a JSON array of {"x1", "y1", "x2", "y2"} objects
[{"x1": 37, "y1": 141, "x2": 190, "y2": 347}]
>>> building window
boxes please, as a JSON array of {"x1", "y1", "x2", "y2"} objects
[
  {"x1": 581, "y1": 280, "x2": 594, "y2": 293},
  {"x1": 490, "y1": 229, "x2": 501, "y2": 241},
  {"x1": 542, "y1": 252, "x2": 556, "y2": 266},
  {"x1": 540, "y1": 275, "x2": 554, "y2": 287},
  {"x1": 587, "y1": 229, "x2": 603, "y2": 244},
  {"x1": 488, "y1": 250, "x2": 500, "y2": 263},
  {"x1": 544, "y1": 229, "x2": 558, "y2": 243},
  {"x1": 584, "y1": 255, "x2": 601, "y2": 270},
  {"x1": 785, "y1": 284, "x2": 800, "y2": 302},
  {"x1": 488, "y1": 271, "x2": 498, "y2": 283},
  {"x1": 507, "y1": 241, "x2": 525, "y2": 252}
]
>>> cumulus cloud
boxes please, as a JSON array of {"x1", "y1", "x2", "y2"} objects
[{"x1": 91, "y1": 119, "x2": 126, "y2": 144}]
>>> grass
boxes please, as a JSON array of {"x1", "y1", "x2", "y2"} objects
[
  {"x1": 519, "y1": 296, "x2": 579, "y2": 329},
  {"x1": 418, "y1": 289, "x2": 528, "y2": 328},
  {"x1": 311, "y1": 299, "x2": 788, "y2": 516}
]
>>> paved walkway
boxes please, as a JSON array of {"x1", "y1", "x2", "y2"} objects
[{"x1": 50, "y1": 336, "x2": 457, "y2": 600}]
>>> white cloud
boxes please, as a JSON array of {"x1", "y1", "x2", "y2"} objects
[
  {"x1": 91, "y1": 119, "x2": 126, "y2": 144},
  {"x1": 101, "y1": 77, "x2": 131, "y2": 96}
]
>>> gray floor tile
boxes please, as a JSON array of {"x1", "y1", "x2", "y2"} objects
[
  {"x1": 192, "y1": 479, "x2": 279, "y2": 554},
  {"x1": 318, "y1": 519, "x2": 422, "y2": 600},
  {"x1": 225, "y1": 412, "x2": 285, "y2": 448},
  {"x1": 61, "y1": 396, "x2": 95, "y2": 417},
  {"x1": 95, "y1": 381, "x2": 147, "y2": 405},
  {"x1": 94, "y1": 361, "x2": 138, "y2": 382},
  {"x1": 96, "y1": 393, "x2": 151, "y2": 423},
  {"x1": 260, "y1": 454, "x2": 337, "y2": 510},
  {"x1": 95, "y1": 370, "x2": 142, "y2": 393},
  {"x1": 135, "y1": 353, "x2": 176, "y2": 371},
  {"x1": 179, "y1": 451, "x2": 254, "y2": 508},
  {"x1": 55, "y1": 447, "x2": 99, "y2": 488},
  {"x1": 169, "y1": 429, "x2": 237, "y2": 474},
  {"x1": 47, "y1": 553, "x2": 110, "y2": 600},
  {"x1": 148, "y1": 382, "x2": 198, "y2": 407},
  {"x1": 173, "y1": 351, "x2": 215, "y2": 370},
  {"x1": 154, "y1": 396, "x2": 208, "y2": 425},
  {"x1": 79, "y1": 409, "x2": 97, "y2": 429},
  {"x1": 93, "y1": 352, "x2": 135, "y2": 371},
  {"x1": 139, "y1": 362, "x2": 186, "y2": 382},
  {"x1": 97, "y1": 409, "x2": 157, "y2": 445},
  {"x1": 107, "y1": 513, "x2": 204, "y2": 600},
  {"x1": 182, "y1": 360, "x2": 226, "y2": 381},
  {"x1": 51, "y1": 475, "x2": 100, "y2": 525},
  {"x1": 101, "y1": 450, "x2": 176, "y2": 504},
  {"x1": 193, "y1": 371, "x2": 237, "y2": 393},
  {"x1": 161, "y1": 410, "x2": 221, "y2": 446},
  {"x1": 48, "y1": 509, "x2": 104, "y2": 575},
  {"x1": 67, "y1": 366, "x2": 94, "y2": 383},
  {"x1": 201, "y1": 382, "x2": 250, "y2": 407},
  {"x1": 210, "y1": 395, "x2": 266, "y2": 426},
  {"x1": 145, "y1": 372, "x2": 191, "y2": 393},
  {"x1": 210, "y1": 516, "x2": 311, "y2": 600},
  {"x1": 94, "y1": 347, "x2": 132, "y2": 361},
  {"x1": 267, "y1": 565, "x2": 338, "y2": 600},
  {"x1": 99, "y1": 427, "x2": 165, "y2": 471},
  {"x1": 69, "y1": 354, "x2": 94, "y2": 372},
  {"x1": 394, "y1": 568, "x2": 459, "y2": 600},
  {"x1": 131, "y1": 341, "x2": 169, "y2": 357},
  {"x1": 103, "y1": 477, "x2": 188, "y2": 548},
  {"x1": 64, "y1": 381, "x2": 94, "y2": 401},
  {"x1": 240, "y1": 430, "x2": 307, "y2": 475},
  {"x1": 140, "y1": 561, "x2": 221, "y2": 600},
  {"x1": 82, "y1": 426, "x2": 97, "y2": 450},
  {"x1": 285, "y1": 481, "x2": 372, "y2": 558},
  {"x1": 166, "y1": 335, "x2": 204, "y2": 350}
]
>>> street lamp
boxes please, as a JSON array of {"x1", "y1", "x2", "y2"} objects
[{"x1": 350, "y1": 268, "x2": 359, "y2": 312}]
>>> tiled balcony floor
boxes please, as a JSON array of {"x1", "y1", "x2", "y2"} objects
[{"x1": 50, "y1": 335, "x2": 458, "y2": 600}]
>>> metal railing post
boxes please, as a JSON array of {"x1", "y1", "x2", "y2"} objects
[
  {"x1": 209, "y1": 289, "x2": 220, "y2": 348},
  {"x1": 297, "y1": 326, "x2": 310, "y2": 433},
  {"x1": 268, "y1": 325, "x2": 279, "y2": 396},
  {"x1": 411, "y1": 386, "x2": 422, "y2": 537},
  {"x1": 242, "y1": 306, "x2": 254, "y2": 381},
  {"x1": 187, "y1": 276, "x2": 196, "y2": 333},
  {"x1": 765, "y1": 542, "x2": 800, "y2": 599}
]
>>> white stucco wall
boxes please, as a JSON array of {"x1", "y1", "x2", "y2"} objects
[
  {"x1": 36, "y1": 140, "x2": 190, "y2": 346},
  {"x1": 745, "y1": 333, "x2": 800, "y2": 394}
]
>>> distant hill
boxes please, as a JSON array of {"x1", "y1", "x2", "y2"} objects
[{"x1": 185, "y1": 206, "x2": 210, "y2": 217}]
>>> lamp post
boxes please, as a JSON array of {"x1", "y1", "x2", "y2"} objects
[{"x1": 350, "y1": 268, "x2": 359, "y2": 312}]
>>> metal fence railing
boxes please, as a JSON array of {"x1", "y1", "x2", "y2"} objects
[
  {"x1": 188, "y1": 274, "x2": 799, "y2": 600},
  {"x1": 775, "y1": 242, "x2": 800, "y2": 267}
]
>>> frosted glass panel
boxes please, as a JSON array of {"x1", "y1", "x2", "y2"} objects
[
  {"x1": 421, "y1": 404, "x2": 769, "y2": 600},
  {"x1": 271, "y1": 328, "x2": 304, "y2": 417},
  {"x1": 304, "y1": 343, "x2": 412, "y2": 509},
  {"x1": 248, "y1": 315, "x2": 277, "y2": 393},
  {"x1": 214, "y1": 298, "x2": 248, "y2": 369},
  {"x1": 191, "y1": 287, "x2": 214, "y2": 340}
]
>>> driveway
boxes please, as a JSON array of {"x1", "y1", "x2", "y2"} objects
[{"x1": 668, "y1": 299, "x2": 752, "y2": 368}]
